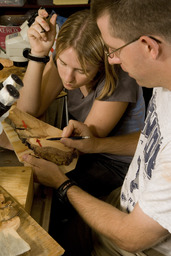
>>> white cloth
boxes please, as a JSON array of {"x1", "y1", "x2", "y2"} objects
[{"x1": 121, "y1": 87, "x2": 171, "y2": 255}]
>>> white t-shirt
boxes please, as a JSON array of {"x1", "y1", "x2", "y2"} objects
[{"x1": 120, "y1": 87, "x2": 171, "y2": 255}]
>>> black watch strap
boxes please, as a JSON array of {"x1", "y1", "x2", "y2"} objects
[
  {"x1": 23, "y1": 48, "x2": 50, "y2": 64},
  {"x1": 55, "y1": 179, "x2": 77, "y2": 206}
]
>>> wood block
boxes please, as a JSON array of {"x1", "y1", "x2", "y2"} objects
[{"x1": 0, "y1": 166, "x2": 33, "y2": 213}]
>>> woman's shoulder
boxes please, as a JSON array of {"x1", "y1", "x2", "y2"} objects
[{"x1": 116, "y1": 67, "x2": 139, "y2": 91}]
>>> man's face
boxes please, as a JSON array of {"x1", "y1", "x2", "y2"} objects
[{"x1": 96, "y1": 13, "x2": 155, "y2": 87}]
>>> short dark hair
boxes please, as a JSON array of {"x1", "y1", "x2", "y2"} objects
[{"x1": 91, "y1": 0, "x2": 171, "y2": 42}]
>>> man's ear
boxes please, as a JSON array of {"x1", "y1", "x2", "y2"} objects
[{"x1": 140, "y1": 36, "x2": 160, "y2": 59}]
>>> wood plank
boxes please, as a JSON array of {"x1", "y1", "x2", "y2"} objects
[
  {"x1": 0, "y1": 185, "x2": 65, "y2": 256},
  {"x1": 0, "y1": 166, "x2": 33, "y2": 213},
  {"x1": 53, "y1": 0, "x2": 89, "y2": 4}
]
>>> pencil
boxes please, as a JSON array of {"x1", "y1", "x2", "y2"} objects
[{"x1": 46, "y1": 136, "x2": 90, "y2": 141}]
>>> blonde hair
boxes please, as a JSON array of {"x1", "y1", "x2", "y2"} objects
[{"x1": 55, "y1": 9, "x2": 117, "y2": 100}]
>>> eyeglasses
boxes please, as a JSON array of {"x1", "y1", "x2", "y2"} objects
[{"x1": 104, "y1": 36, "x2": 161, "y2": 59}]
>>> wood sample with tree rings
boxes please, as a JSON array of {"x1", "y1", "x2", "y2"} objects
[{"x1": 2, "y1": 106, "x2": 78, "y2": 173}]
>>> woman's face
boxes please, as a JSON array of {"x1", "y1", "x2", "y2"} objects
[{"x1": 56, "y1": 47, "x2": 99, "y2": 90}]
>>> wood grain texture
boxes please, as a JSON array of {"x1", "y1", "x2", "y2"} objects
[
  {"x1": 0, "y1": 65, "x2": 26, "y2": 82},
  {"x1": 0, "y1": 185, "x2": 65, "y2": 256},
  {"x1": 0, "y1": 166, "x2": 33, "y2": 213},
  {"x1": 2, "y1": 106, "x2": 78, "y2": 173}
]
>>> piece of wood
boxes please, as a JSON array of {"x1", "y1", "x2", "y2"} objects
[
  {"x1": 26, "y1": 137, "x2": 77, "y2": 166},
  {"x1": 0, "y1": 147, "x2": 23, "y2": 167},
  {"x1": 2, "y1": 106, "x2": 78, "y2": 173},
  {"x1": 0, "y1": 58, "x2": 13, "y2": 68},
  {"x1": 0, "y1": 66, "x2": 26, "y2": 82},
  {"x1": 53, "y1": 0, "x2": 88, "y2": 4},
  {"x1": 0, "y1": 166, "x2": 33, "y2": 213},
  {"x1": 0, "y1": 185, "x2": 65, "y2": 256}
]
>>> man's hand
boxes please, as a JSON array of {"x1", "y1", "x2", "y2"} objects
[
  {"x1": 61, "y1": 120, "x2": 99, "y2": 154},
  {"x1": 22, "y1": 154, "x2": 68, "y2": 188}
]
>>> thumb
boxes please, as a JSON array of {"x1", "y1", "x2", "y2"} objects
[
  {"x1": 50, "y1": 13, "x2": 57, "y2": 26},
  {"x1": 22, "y1": 154, "x2": 38, "y2": 165}
]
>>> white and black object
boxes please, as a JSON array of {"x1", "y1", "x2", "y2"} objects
[
  {"x1": 0, "y1": 74, "x2": 23, "y2": 118},
  {"x1": 0, "y1": 63, "x2": 3, "y2": 70}
]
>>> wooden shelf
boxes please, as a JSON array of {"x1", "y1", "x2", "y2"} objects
[{"x1": 0, "y1": 0, "x2": 90, "y2": 17}]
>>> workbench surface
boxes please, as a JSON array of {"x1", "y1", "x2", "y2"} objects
[{"x1": 0, "y1": 147, "x2": 53, "y2": 232}]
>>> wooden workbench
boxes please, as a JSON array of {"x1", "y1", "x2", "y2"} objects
[
  {"x1": 0, "y1": 63, "x2": 69, "y2": 233},
  {"x1": 0, "y1": 165, "x2": 33, "y2": 213},
  {"x1": 0, "y1": 147, "x2": 53, "y2": 232},
  {"x1": 0, "y1": 147, "x2": 65, "y2": 255},
  {"x1": 0, "y1": 184, "x2": 65, "y2": 256}
]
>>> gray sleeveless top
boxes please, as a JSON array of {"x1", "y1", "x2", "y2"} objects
[
  {"x1": 53, "y1": 52, "x2": 145, "y2": 163},
  {"x1": 67, "y1": 68, "x2": 145, "y2": 163}
]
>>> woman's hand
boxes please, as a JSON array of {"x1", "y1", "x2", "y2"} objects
[{"x1": 28, "y1": 9, "x2": 57, "y2": 56}]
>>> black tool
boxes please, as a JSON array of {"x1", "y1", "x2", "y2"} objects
[{"x1": 46, "y1": 136, "x2": 90, "y2": 141}]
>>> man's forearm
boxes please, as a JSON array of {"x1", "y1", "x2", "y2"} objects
[
  {"x1": 94, "y1": 131, "x2": 140, "y2": 156},
  {"x1": 22, "y1": 154, "x2": 167, "y2": 253},
  {"x1": 67, "y1": 185, "x2": 127, "y2": 247},
  {"x1": 66, "y1": 184, "x2": 168, "y2": 253},
  {"x1": 61, "y1": 130, "x2": 140, "y2": 156},
  {"x1": 66, "y1": 185, "x2": 141, "y2": 252}
]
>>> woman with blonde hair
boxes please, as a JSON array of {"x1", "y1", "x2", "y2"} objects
[{"x1": 17, "y1": 9, "x2": 145, "y2": 197}]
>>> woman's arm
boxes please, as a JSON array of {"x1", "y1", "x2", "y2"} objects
[
  {"x1": 17, "y1": 10, "x2": 63, "y2": 117},
  {"x1": 84, "y1": 68, "x2": 143, "y2": 138},
  {"x1": 17, "y1": 57, "x2": 63, "y2": 117},
  {"x1": 85, "y1": 99, "x2": 128, "y2": 137}
]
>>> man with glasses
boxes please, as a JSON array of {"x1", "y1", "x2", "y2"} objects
[
  {"x1": 23, "y1": 0, "x2": 171, "y2": 255},
  {"x1": 104, "y1": 36, "x2": 161, "y2": 59}
]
